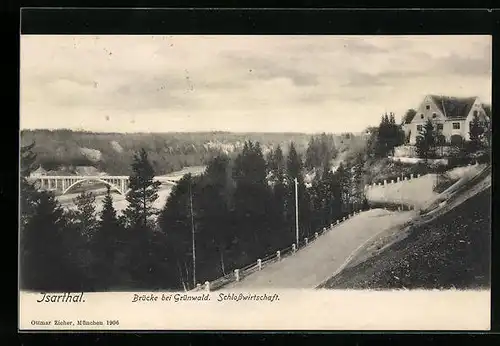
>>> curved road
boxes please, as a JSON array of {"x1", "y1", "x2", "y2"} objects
[{"x1": 222, "y1": 208, "x2": 415, "y2": 290}]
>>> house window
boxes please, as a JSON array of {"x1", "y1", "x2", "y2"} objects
[
  {"x1": 420, "y1": 114, "x2": 424, "y2": 119},
  {"x1": 452, "y1": 122, "x2": 460, "y2": 130},
  {"x1": 437, "y1": 123, "x2": 443, "y2": 130},
  {"x1": 417, "y1": 125, "x2": 423, "y2": 132},
  {"x1": 432, "y1": 113, "x2": 437, "y2": 118}
]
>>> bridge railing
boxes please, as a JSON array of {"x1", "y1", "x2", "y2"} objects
[{"x1": 189, "y1": 208, "x2": 371, "y2": 293}]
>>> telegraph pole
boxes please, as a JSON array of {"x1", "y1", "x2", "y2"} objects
[
  {"x1": 294, "y1": 177, "x2": 299, "y2": 248},
  {"x1": 189, "y1": 179, "x2": 196, "y2": 287}
]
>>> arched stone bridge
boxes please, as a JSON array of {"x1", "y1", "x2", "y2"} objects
[{"x1": 29, "y1": 175, "x2": 180, "y2": 196}]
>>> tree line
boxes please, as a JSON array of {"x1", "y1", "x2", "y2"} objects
[
  {"x1": 20, "y1": 136, "x2": 367, "y2": 292},
  {"x1": 20, "y1": 129, "x2": 313, "y2": 176}
]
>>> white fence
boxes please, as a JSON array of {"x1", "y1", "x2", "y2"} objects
[
  {"x1": 188, "y1": 209, "x2": 368, "y2": 292},
  {"x1": 364, "y1": 172, "x2": 426, "y2": 190},
  {"x1": 364, "y1": 162, "x2": 481, "y2": 209}
]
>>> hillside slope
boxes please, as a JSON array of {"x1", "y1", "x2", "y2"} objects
[
  {"x1": 21, "y1": 130, "x2": 314, "y2": 175},
  {"x1": 319, "y1": 172, "x2": 491, "y2": 290}
]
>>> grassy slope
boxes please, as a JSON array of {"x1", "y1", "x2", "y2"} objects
[{"x1": 320, "y1": 183, "x2": 491, "y2": 290}]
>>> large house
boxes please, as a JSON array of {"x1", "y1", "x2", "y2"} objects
[{"x1": 402, "y1": 95, "x2": 491, "y2": 145}]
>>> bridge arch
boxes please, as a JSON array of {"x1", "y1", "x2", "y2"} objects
[{"x1": 62, "y1": 178, "x2": 126, "y2": 196}]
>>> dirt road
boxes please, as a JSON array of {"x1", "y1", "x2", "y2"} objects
[{"x1": 222, "y1": 208, "x2": 416, "y2": 290}]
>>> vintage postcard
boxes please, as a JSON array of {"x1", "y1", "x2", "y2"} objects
[{"x1": 19, "y1": 34, "x2": 491, "y2": 330}]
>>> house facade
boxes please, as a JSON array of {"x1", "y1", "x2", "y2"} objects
[{"x1": 402, "y1": 95, "x2": 490, "y2": 145}]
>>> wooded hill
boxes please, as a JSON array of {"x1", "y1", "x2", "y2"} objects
[{"x1": 20, "y1": 129, "x2": 364, "y2": 176}]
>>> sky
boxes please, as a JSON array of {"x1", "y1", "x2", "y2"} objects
[{"x1": 20, "y1": 35, "x2": 492, "y2": 134}]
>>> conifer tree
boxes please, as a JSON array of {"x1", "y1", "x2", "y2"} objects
[
  {"x1": 123, "y1": 148, "x2": 161, "y2": 230},
  {"x1": 20, "y1": 191, "x2": 81, "y2": 291},
  {"x1": 334, "y1": 162, "x2": 351, "y2": 214},
  {"x1": 92, "y1": 186, "x2": 126, "y2": 289},
  {"x1": 122, "y1": 148, "x2": 162, "y2": 288},
  {"x1": 285, "y1": 142, "x2": 312, "y2": 241},
  {"x1": 232, "y1": 141, "x2": 273, "y2": 260},
  {"x1": 158, "y1": 174, "x2": 195, "y2": 290},
  {"x1": 416, "y1": 119, "x2": 436, "y2": 161},
  {"x1": 268, "y1": 145, "x2": 287, "y2": 224},
  {"x1": 73, "y1": 191, "x2": 98, "y2": 238},
  {"x1": 469, "y1": 114, "x2": 485, "y2": 151}
]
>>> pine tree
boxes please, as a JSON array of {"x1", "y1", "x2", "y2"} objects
[
  {"x1": 267, "y1": 145, "x2": 285, "y2": 187},
  {"x1": 285, "y1": 142, "x2": 312, "y2": 241},
  {"x1": 123, "y1": 148, "x2": 162, "y2": 230},
  {"x1": 334, "y1": 162, "x2": 351, "y2": 214},
  {"x1": 232, "y1": 141, "x2": 274, "y2": 260},
  {"x1": 159, "y1": 174, "x2": 195, "y2": 290},
  {"x1": 267, "y1": 145, "x2": 286, "y2": 225},
  {"x1": 20, "y1": 191, "x2": 81, "y2": 291},
  {"x1": 122, "y1": 148, "x2": 162, "y2": 288},
  {"x1": 286, "y1": 142, "x2": 303, "y2": 183},
  {"x1": 416, "y1": 119, "x2": 436, "y2": 161},
  {"x1": 375, "y1": 112, "x2": 404, "y2": 157},
  {"x1": 91, "y1": 186, "x2": 126, "y2": 289},
  {"x1": 73, "y1": 191, "x2": 98, "y2": 238},
  {"x1": 469, "y1": 114, "x2": 485, "y2": 151},
  {"x1": 305, "y1": 136, "x2": 317, "y2": 170}
]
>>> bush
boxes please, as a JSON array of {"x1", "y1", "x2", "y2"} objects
[
  {"x1": 475, "y1": 151, "x2": 491, "y2": 165},
  {"x1": 447, "y1": 156, "x2": 471, "y2": 169},
  {"x1": 450, "y1": 135, "x2": 464, "y2": 147}
]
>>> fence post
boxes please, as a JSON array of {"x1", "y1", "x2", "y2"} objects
[
  {"x1": 315, "y1": 232, "x2": 319, "y2": 239},
  {"x1": 292, "y1": 243, "x2": 296, "y2": 252},
  {"x1": 196, "y1": 283, "x2": 201, "y2": 290},
  {"x1": 305, "y1": 237, "x2": 308, "y2": 245},
  {"x1": 337, "y1": 220, "x2": 340, "y2": 225},
  {"x1": 397, "y1": 177, "x2": 400, "y2": 182},
  {"x1": 404, "y1": 176, "x2": 407, "y2": 181},
  {"x1": 257, "y1": 259, "x2": 262, "y2": 271},
  {"x1": 384, "y1": 180, "x2": 387, "y2": 185},
  {"x1": 234, "y1": 269, "x2": 240, "y2": 282},
  {"x1": 204, "y1": 281, "x2": 210, "y2": 292},
  {"x1": 276, "y1": 250, "x2": 281, "y2": 260},
  {"x1": 343, "y1": 217, "x2": 346, "y2": 221},
  {"x1": 410, "y1": 174, "x2": 414, "y2": 179}
]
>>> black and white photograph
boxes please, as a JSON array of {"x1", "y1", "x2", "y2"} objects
[{"x1": 19, "y1": 34, "x2": 492, "y2": 330}]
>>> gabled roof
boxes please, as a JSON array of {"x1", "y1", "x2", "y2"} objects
[{"x1": 429, "y1": 95, "x2": 477, "y2": 120}]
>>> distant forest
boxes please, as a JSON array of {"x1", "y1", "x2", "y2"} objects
[{"x1": 21, "y1": 129, "x2": 324, "y2": 175}]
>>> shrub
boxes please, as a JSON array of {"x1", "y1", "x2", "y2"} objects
[{"x1": 450, "y1": 135, "x2": 464, "y2": 147}]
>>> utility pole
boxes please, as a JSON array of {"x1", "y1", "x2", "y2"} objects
[
  {"x1": 294, "y1": 177, "x2": 299, "y2": 249},
  {"x1": 189, "y1": 179, "x2": 196, "y2": 287}
]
